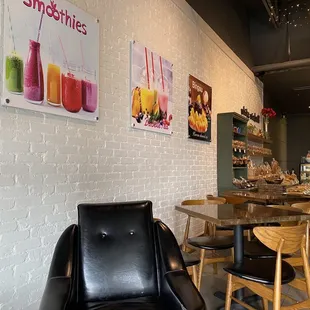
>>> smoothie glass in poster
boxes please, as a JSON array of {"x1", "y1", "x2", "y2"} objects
[
  {"x1": 82, "y1": 68, "x2": 98, "y2": 113},
  {"x1": 5, "y1": 5, "x2": 24, "y2": 95},
  {"x1": 6, "y1": 52, "x2": 24, "y2": 94},
  {"x1": 2, "y1": 0, "x2": 99, "y2": 122},
  {"x1": 130, "y1": 41, "x2": 173, "y2": 135},
  {"x1": 24, "y1": 40, "x2": 44, "y2": 104},
  {"x1": 47, "y1": 63, "x2": 61, "y2": 106},
  {"x1": 62, "y1": 64, "x2": 82, "y2": 113},
  {"x1": 188, "y1": 75, "x2": 212, "y2": 142}
]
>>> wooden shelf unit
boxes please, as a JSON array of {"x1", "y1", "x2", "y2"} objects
[
  {"x1": 218, "y1": 112, "x2": 248, "y2": 194},
  {"x1": 247, "y1": 133, "x2": 273, "y2": 144}
]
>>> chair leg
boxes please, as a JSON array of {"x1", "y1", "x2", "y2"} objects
[
  {"x1": 247, "y1": 230, "x2": 251, "y2": 241},
  {"x1": 198, "y1": 249, "x2": 206, "y2": 291},
  {"x1": 192, "y1": 265, "x2": 198, "y2": 288},
  {"x1": 225, "y1": 274, "x2": 233, "y2": 310},
  {"x1": 213, "y1": 262, "x2": 218, "y2": 275},
  {"x1": 263, "y1": 298, "x2": 268, "y2": 310},
  {"x1": 182, "y1": 216, "x2": 191, "y2": 251}
]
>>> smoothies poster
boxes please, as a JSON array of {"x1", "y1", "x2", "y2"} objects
[
  {"x1": 188, "y1": 75, "x2": 212, "y2": 142},
  {"x1": 130, "y1": 41, "x2": 173, "y2": 135},
  {"x1": 2, "y1": 0, "x2": 99, "y2": 122}
]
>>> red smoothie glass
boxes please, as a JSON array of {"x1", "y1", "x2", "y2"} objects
[
  {"x1": 62, "y1": 66, "x2": 82, "y2": 113},
  {"x1": 24, "y1": 40, "x2": 44, "y2": 104}
]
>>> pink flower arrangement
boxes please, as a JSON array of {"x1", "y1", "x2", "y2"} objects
[{"x1": 261, "y1": 108, "x2": 276, "y2": 118}]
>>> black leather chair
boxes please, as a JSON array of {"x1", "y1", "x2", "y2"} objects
[{"x1": 39, "y1": 201, "x2": 206, "y2": 310}]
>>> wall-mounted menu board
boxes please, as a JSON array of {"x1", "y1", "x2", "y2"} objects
[{"x1": 2, "y1": 0, "x2": 99, "y2": 121}]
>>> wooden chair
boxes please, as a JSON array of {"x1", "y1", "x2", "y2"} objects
[
  {"x1": 285, "y1": 203, "x2": 310, "y2": 293},
  {"x1": 180, "y1": 200, "x2": 233, "y2": 290},
  {"x1": 206, "y1": 195, "x2": 227, "y2": 204},
  {"x1": 224, "y1": 224, "x2": 310, "y2": 310},
  {"x1": 291, "y1": 202, "x2": 310, "y2": 214},
  {"x1": 181, "y1": 199, "x2": 226, "y2": 248},
  {"x1": 224, "y1": 196, "x2": 249, "y2": 205},
  {"x1": 207, "y1": 196, "x2": 252, "y2": 241}
]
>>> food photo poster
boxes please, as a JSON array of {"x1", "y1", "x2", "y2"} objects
[
  {"x1": 2, "y1": 0, "x2": 99, "y2": 121},
  {"x1": 188, "y1": 75, "x2": 212, "y2": 142},
  {"x1": 130, "y1": 41, "x2": 173, "y2": 135}
]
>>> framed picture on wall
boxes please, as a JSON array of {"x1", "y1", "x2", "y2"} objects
[
  {"x1": 130, "y1": 41, "x2": 173, "y2": 135},
  {"x1": 188, "y1": 75, "x2": 212, "y2": 142},
  {"x1": 2, "y1": 0, "x2": 99, "y2": 122}
]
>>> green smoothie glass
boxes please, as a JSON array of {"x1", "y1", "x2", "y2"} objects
[{"x1": 6, "y1": 52, "x2": 24, "y2": 94}]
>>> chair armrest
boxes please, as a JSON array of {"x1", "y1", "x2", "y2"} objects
[
  {"x1": 39, "y1": 277, "x2": 71, "y2": 310},
  {"x1": 155, "y1": 221, "x2": 206, "y2": 310},
  {"x1": 155, "y1": 221, "x2": 186, "y2": 272},
  {"x1": 39, "y1": 225, "x2": 78, "y2": 310},
  {"x1": 163, "y1": 270, "x2": 206, "y2": 310}
]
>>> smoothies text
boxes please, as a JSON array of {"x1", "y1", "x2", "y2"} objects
[{"x1": 23, "y1": 0, "x2": 88, "y2": 35}]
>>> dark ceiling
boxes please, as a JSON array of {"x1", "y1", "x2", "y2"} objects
[{"x1": 186, "y1": 0, "x2": 310, "y2": 114}]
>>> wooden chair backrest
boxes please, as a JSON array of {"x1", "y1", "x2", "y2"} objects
[
  {"x1": 254, "y1": 223, "x2": 307, "y2": 254},
  {"x1": 181, "y1": 199, "x2": 206, "y2": 205},
  {"x1": 207, "y1": 196, "x2": 226, "y2": 204},
  {"x1": 225, "y1": 197, "x2": 248, "y2": 205},
  {"x1": 291, "y1": 202, "x2": 310, "y2": 214},
  {"x1": 181, "y1": 198, "x2": 226, "y2": 206}
]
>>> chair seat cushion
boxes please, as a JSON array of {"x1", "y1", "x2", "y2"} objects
[
  {"x1": 84, "y1": 297, "x2": 162, "y2": 310},
  {"x1": 188, "y1": 235, "x2": 234, "y2": 250},
  {"x1": 224, "y1": 258, "x2": 296, "y2": 285},
  {"x1": 244, "y1": 240, "x2": 291, "y2": 259},
  {"x1": 181, "y1": 250, "x2": 200, "y2": 267}
]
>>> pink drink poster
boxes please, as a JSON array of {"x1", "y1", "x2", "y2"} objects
[
  {"x1": 130, "y1": 41, "x2": 173, "y2": 135},
  {"x1": 2, "y1": 0, "x2": 99, "y2": 122}
]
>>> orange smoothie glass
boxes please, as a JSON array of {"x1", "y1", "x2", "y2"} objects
[
  {"x1": 140, "y1": 88, "x2": 154, "y2": 114},
  {"x1": 47, "y1": 64, "x2": 61, "y2": 106}
]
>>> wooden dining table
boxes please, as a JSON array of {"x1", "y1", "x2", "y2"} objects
[
  {"x1": 223, "y1": 190, "x2": 309, "y2": 205},
  {"x1": 175, "y1": 203, "x2": 310, "y2": 310}
]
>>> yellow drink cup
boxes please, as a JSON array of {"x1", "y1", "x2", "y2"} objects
[
  {"x1": 47, "y1": 64, "x2": 61, "y2": 106},
  {"x1": 140, "y1": 88, "x2": 154, "y2": 114}
]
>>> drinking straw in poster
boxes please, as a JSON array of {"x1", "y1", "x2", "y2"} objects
[
  {"x1": 2, "y1": 0, "x2": 99, "y2": 122},
  {"x1": 130, "y1": 41, "x2": 173, "y2": 135},
  {"x1": 188, "y1": 75, "x2": 212, "y2": 142}
]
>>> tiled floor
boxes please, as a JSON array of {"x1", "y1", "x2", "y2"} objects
[{"x1": 199, "y1": 263, "x2": 307, "y2": 310}]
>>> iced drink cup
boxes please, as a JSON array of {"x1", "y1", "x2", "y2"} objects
[
  {"x1": 158, "y1": 92, "x2": 168, "y2": 115},
  {"x1": 82, "y1": 80, "x2": 98, "y2": 113},
  {"x1": 47, "y1": 64, "x2": 61, "y2": 106},
  {"x1": 24, "y1": 40, "x2": 44, "y2": 104},
  {"x1": 62, "y1": 73, "x2": 82, "y2": 113},
  {"x1": 6, "y1": 53, "x2": 24, "y2": 94},
  {"x1": 140, "y1": 88, "x2": 154, "y2": 115}
]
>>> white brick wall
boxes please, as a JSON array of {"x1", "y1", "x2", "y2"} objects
[{"x1": 0, "y1": 0, "x2": 263, "y2": 308}]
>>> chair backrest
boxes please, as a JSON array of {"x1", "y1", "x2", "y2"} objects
[
  {"x1": 181, "y1": 199, "x2": 205, "y2": 205},
  {"x1": 182, "y1": 198, "x2": 226, "y2": 205},
  {"x1": 225, "y1": 196, "x2": 248, "y2": 204},
  {"x1": 253, "y1": 224, "x2": 307, "y2": 254},
  {"x1": 207, "y1": 195, "x2": 227, "y2": 203},
  {"x1": 291, "y1": 202, "x2": 310, "y2": 214},
  {"x1": 78, "y1": 201, "x2": 158, "y2": 303},
  {"x1": 207, "y1": 197, "x2": 226, "y2": 204}
]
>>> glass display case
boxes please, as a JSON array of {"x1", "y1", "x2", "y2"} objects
[{"x1": 300, "y1": 163, "x2": 310, "y2": 184}]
